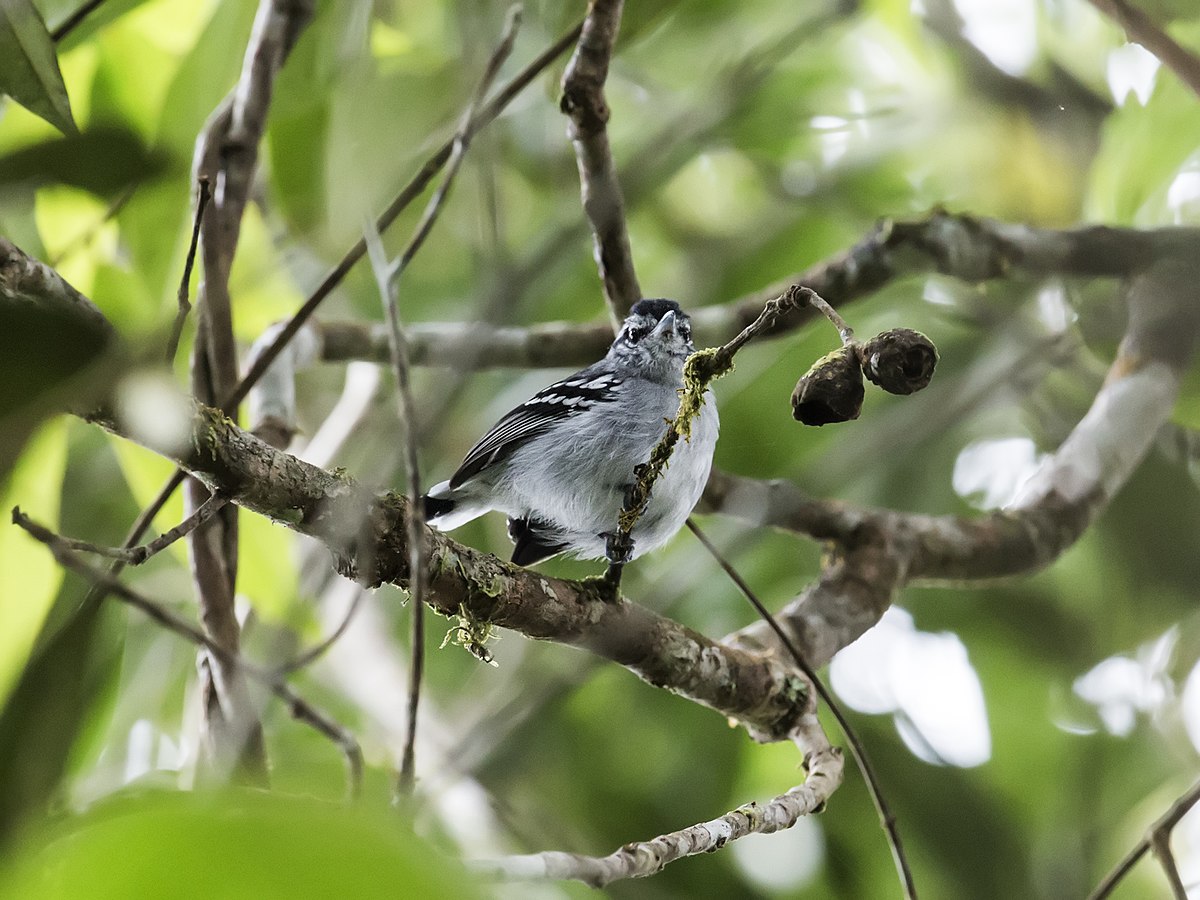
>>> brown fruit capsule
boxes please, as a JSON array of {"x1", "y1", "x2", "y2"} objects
[
  {"x1": 791, "y1": 347, "x2": 864, "y2": 425},
  {"x1": 861, "y1": 328, "x2": 938, "y2": 395}
]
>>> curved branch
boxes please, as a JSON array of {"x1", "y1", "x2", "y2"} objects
[
  {"x1": 313, "y1": 214, "x2": 1200, "y2": 371},
  {"x1": 479, "y1": 714, "x2": 840, "y2": 887}
]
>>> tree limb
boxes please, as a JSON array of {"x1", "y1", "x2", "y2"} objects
[
  {"x1": 186, "y1": 0, "x2": 313, "y2": 784},
  {"x1": 311, "y1": 213, "x2": 1200, "y2": 370},
  {"x1": 561, "y1": 0, "x2": 642, "y2": 325},
  {"x1": 77, "y1": 398, "x2": 812, "y2": 742},
  {"x1": 478, "y1": 714, "x2": 840, "y2": 887}
]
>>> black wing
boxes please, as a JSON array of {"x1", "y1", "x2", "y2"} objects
[{"x1": 448, "y1": 367, "x2": 622, "y2": 489}]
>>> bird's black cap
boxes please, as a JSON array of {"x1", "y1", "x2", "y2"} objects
[{"x1": 630, "y1": 298, "x2": 682, "y2": 320}]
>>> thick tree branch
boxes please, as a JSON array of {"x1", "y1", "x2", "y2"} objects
[
  {"x1": 80, "y1": 401, "x2": 811, "y2": 742},
  {"x1": 561, "y1": 0, "x2": 641, "y2": 325}
]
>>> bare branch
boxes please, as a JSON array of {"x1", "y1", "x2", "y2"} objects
[
  {"x1": 1089, "y1": 779, "x2": 1200, "y2": 900},
  {"x1": 232, "y1": 19, "x2": 584, "y2": 413},
  {"x1": 186, "y1": 0, "x2": 314, "y2": 783},
  {"x1": 1086, "y1": 0, "x2": 1200, "y2": 100},
  {"x1": 314, "y1": 214, "x2": 1200, "y2": 371},
  {"x1": 81, "y1": 401, "x2": 811, "y2": 742},
  {"x1": 20, "y1": 493, "x2": 227, "y2": 566},
  {"x1": 686, "y1": 519, "x2": 916, "y2": 899},
  {"x1": 478, "y1": 714, "x2": 840, "y2": 887},
  {"x1": 362, "y1": 219, "x2": 428, "y2": 800},
  {"x1": 362, "y1": 4, "x2": 522, "y2": 801},
  {"x1": 11, "y1": 509, "x2": 363, "y2": 798},
  {"x1": 561, "y1": 0, "x2": 641, "y2": 325}
]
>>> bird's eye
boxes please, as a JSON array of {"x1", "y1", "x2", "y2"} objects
[{"x1": 626, "y1": 326, "x2": 647, "y2": 343}]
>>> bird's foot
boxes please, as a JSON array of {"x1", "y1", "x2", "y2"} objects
[{"x1": 596, "y1": 531, "x2": 634, "y2": 601}]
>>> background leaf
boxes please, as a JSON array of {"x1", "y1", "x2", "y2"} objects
[
  {"x1": 0, "y1": 0, "x2": 76, "y2": 134},
  {"x1": 0, "y1": 126, "x2": 167, "y2": 195},
  {"x1": 0, "y1": 789, "x2": 483, "y2": 899}
]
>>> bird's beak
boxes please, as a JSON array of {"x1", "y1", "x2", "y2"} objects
[{"x1": 651, "y1": 310, "x2": 678, "y2": 339}]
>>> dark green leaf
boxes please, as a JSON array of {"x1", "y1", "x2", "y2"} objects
[
  {"x1": 0, "y1": 126, "x2": 167, "y2": 195},
  {"x1": 0, "y1": 592, "x2": 115, "y2": 852},
  {"x1": 0, "y1": 0, "x2": 75, "y2": 134}
]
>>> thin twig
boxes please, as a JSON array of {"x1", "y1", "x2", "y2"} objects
[
  {"x1": 275, "y1": 588, "x2": 366, "y2": 674},
  {"x1": 1089, "y1": 779, "x2": 1200, "y2": 900},
  {"x1": 107, "y1": 19, "x2": 583, "y2": 587},
  {"x1": 362, "y1": 221, "x2": 428, "y2": 800},
  {"x1": 561, "y1": 0, "x2": 641, "y2": 326},
  {"x1": 387, "y1": 6, "x2": 522, "y2": 284},
  {"x1": 229, "y1": 18, "x2": 582, "y2": 413},
  {"x1": 1086, "y1": 0, "x2": 1200, "y2": 101},
  {"x1": 808, "y1": 290, "x2": 855, "y2": 346},
  {"x1": 1150, "y1": 829, "x2": 1189, "y2": 900},
  {"x1": 364, "y1": 4, "x2": 523, "y2": 802},
  {"x1": 48, "y1": 184, "x2": 136, "y2": 267},
  {"x1": 72, "y1": 468, "x2": 189, "y2": 620},
  {"x1": 686, "y1": 518, "x2": 918, "y2": 900},
  {"x1": 18, "y1": 494, "x2": 226, "y2": 566},
  {"x1": 166, "y1": 177, "x2": 210, "y2": 366},
  {"x1": 12, "y1": 508, "x2": 363, "y2": 798},
  {"x1": 50, "y1": 0, "x2": 108, "y2": 42}
]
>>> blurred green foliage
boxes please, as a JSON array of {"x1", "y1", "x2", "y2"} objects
[{"x1": 2, "y1": 0, "x2": 1200, "y2": 897}]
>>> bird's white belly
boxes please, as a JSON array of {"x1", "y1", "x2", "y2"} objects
[{"x1": 496, "y1": 389, "x2": 718, "y2": 559}]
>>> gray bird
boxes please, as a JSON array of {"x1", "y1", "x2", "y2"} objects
[{"x1": 424, "y1": 299, "x2": 719, "y2": 566}]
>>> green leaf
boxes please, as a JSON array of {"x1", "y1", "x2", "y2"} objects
[
  {"x1": 0, "y1": 126, "x2": 167, "y2": 196},
  {"x1": 0, "y1": 0, "x2": 76, "y2": 134},
  {"x1": 0, "y1": 789, "x2": 484, "y2": 899},
  {"x1": 0, "y1": 419, "x2": 68, "y2": 708},
  {"x1": 0, "y1": 588, "x2": 114, "y2": 852}
]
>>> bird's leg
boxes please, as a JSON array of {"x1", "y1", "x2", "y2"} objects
[{"x1": 599, "y1": 530, "x2": 634, "y2": 599}]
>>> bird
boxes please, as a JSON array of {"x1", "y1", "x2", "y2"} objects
[{"x1": 423, "y1": 299, "x2": 719, "y2": 566}]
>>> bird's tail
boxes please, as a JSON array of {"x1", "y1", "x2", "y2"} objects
[{"x1": 423, "y1": 480, "x2": 488, "y2": 531}]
